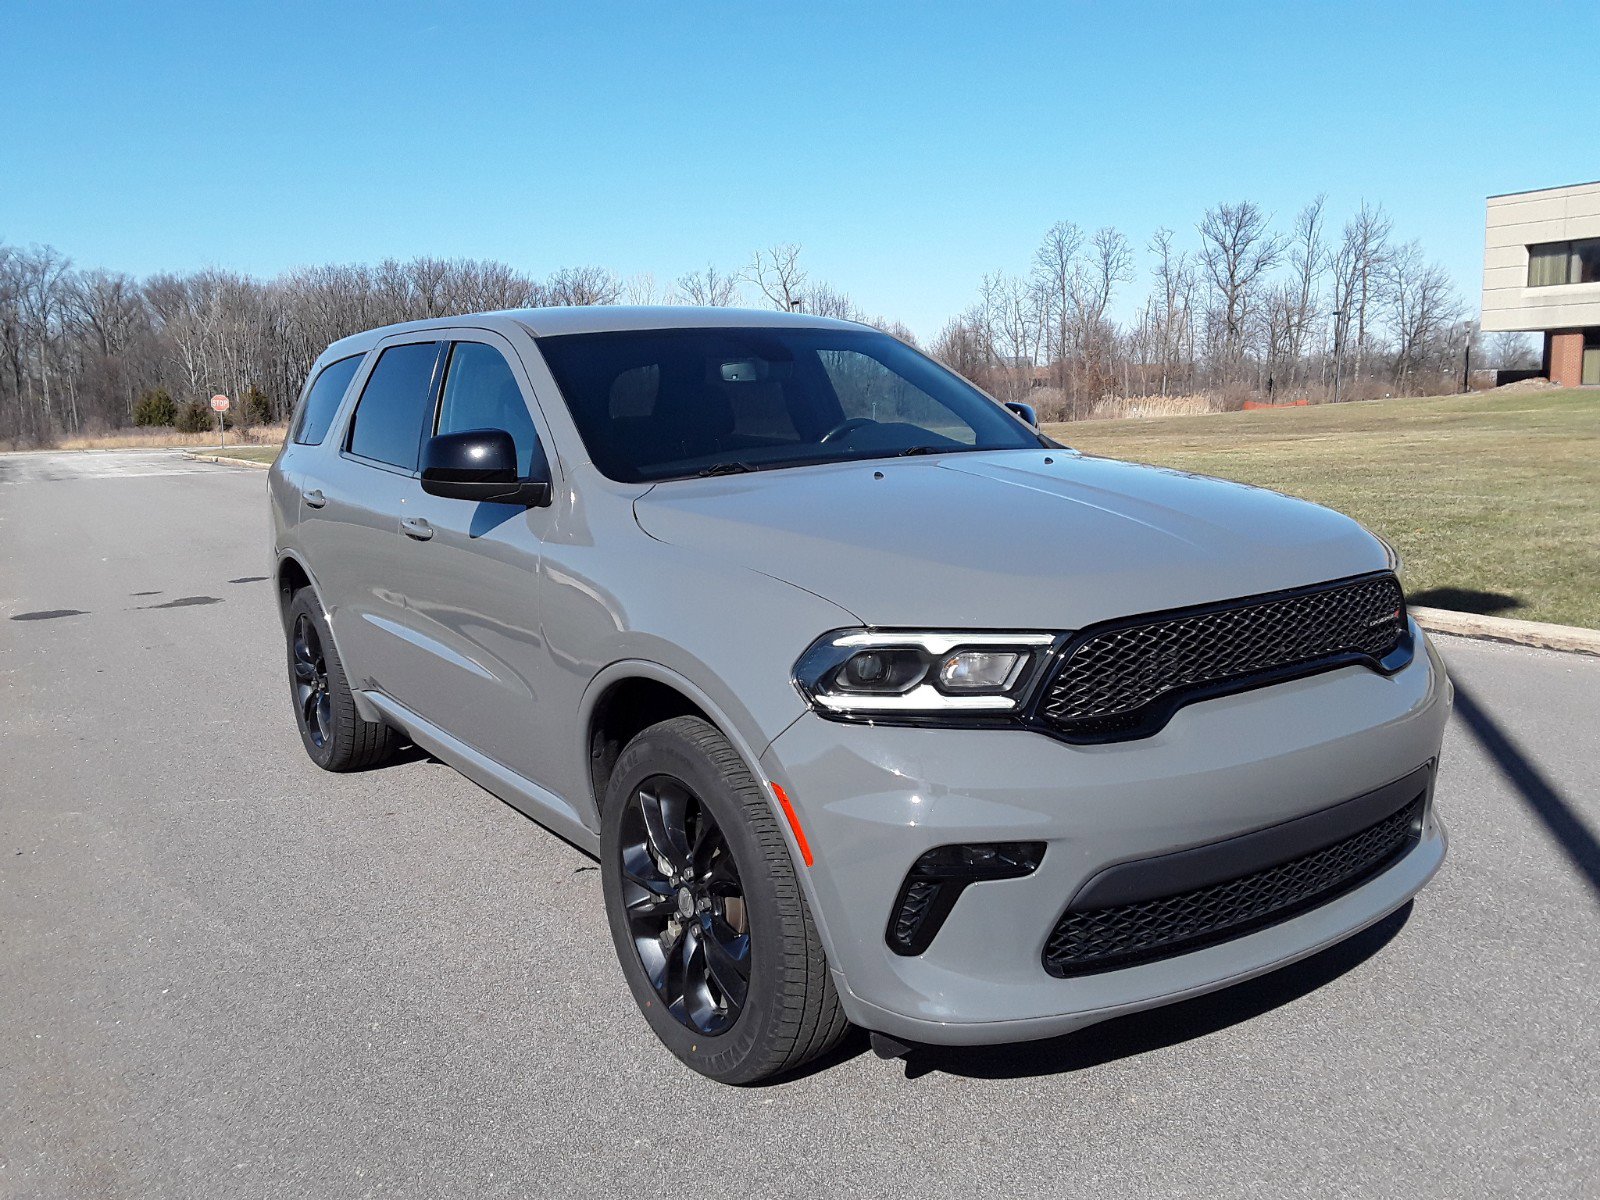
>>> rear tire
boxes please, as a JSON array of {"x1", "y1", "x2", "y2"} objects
[
  {"x1": 285, "y1": 588, "x2": 398, "y2": 772},
  {"x1": 600, "y1": 716, "x2": 849, "y2": 1084}
]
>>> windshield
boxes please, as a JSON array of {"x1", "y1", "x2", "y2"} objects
[{"x1": 535, "y1": 327, "x2": 1040, "y2": 482}]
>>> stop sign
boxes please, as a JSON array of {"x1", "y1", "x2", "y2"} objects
[{"x1": 210, "y1": 394, "x2": 230, "y2": 412}]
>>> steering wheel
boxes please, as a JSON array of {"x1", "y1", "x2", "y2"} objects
[{"x1": 819, "y1": 417, "x2": 877, "y2": 444}]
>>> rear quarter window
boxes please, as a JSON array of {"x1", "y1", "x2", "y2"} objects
[{"x1": 290, "y1": 355, "x2": 365, "y2": 446}]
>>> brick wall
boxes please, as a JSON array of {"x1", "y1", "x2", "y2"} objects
[{"x1": 1545, "y1": 329, "x2": 1586, "y2": 386}]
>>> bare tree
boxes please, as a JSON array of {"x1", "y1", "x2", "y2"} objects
[
  {"x1": 623, "y1": 273, "x2": 662, "y2": 305},
  {"x1": 977, "y1": 271, "x2": 1043, "y2": 403},
  {"x1": 676, "y1": 264, "x2": 740, "y2": 307},
  {"x1": 1073, "y1": 227, "x2": 1134, "y2": 402},
  {"x1": 930, "y1": 313, "x2": 990, "y2": 380},
  {"x1": 1031, "y1": 221, "x2": 1083, "y2": 391},
  {"x1": 1147, "y1": 228, "x2": 1197, "y2": 395},
  {"x1": 745, "y1": 244, "x2": 808, "y2": 311},
  {"x1": 1076, "y1": 227, "x2": 1134, "y2": 331},
  {"x1": 1488, "y1": 331, "x2": 1539, "y2": 370},
  {"x1": 1330, "y1": 202, "x2": 1392, "y2": 385},
  {"x1": 1197, "y1": 201, "x2": 1286, "y2": 375},
  {"x1": 800, "y1": 280, "x2": 862, "y2": 320},
  {"x1": 1385, "y1": 241, "x2": 1462, "y2": 391},
  {"x1": 1284, "y1": 195, "x2": 1327, "y2": 381},
  {"x1": 545, "y1": 265, "x2": 622, "y2": 306}
]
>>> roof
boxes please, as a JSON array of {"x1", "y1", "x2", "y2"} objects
[
  {"x1": 318, "y1": 305, "x2": 870, "y2": 361},
  {"x1": 1487, "y1": 179, "x2": 1600, "y2": 201}
]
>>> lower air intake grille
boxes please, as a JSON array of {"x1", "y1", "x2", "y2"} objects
[{"x1": 1043, "y1": 796, "x2": 1423, "y2": 977}]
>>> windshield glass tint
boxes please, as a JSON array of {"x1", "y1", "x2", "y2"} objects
[{"x1": 536, "y1": 327, "x2": 1037, "y2": 482}]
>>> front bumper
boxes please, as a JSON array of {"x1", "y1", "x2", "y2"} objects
[{"x1": 760, "y1": 621, "x2": 1451, "y2": 1046}]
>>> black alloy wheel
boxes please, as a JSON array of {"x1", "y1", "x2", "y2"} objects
[
  {"x1": 600, "y1": 716, "x2": 849, "y2": 1084},
  {"x1": 619, "y1": 774, "x2": 752, "y2": 1034},
  {"x1": 283, "y1": 586, "x2": 398, "y2": 772},
  {"x1": 292, "y1": 612, "x2": 333, "y2": 750}
]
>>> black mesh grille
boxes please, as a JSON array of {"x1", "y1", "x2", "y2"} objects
[
  {"x1": 1043, "y1": 796, "x2": 1423, "y2": 976},
  {"x1": 1040, "y1": 574, "x2": 1405, "y2": 739}
]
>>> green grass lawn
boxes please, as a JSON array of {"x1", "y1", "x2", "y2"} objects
[
  {"x1": 202, "y1": 445, "x2": 278, "y2": 464},
  {"x1": 1044, "y1": 387, "x2": 1600, "y2": 629}
]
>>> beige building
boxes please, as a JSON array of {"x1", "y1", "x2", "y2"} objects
[{"x1": 1481, "y1": 180, "x2": 1600, "y2": 386}]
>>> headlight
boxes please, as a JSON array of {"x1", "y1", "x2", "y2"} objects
[{"x1": 793, "y1": 630, "x2": 1057, "y2": 717}]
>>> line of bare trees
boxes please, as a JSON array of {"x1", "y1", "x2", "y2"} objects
[
  {"x1": 933, "y1": 198, "x2": 1523, "y2": 419},
  {"x1": 0, "y1": 201, "x2": 1524, "y2": 446},
  {"x1": 0, "y1": 241, "x2": 921, "y2": 445}
]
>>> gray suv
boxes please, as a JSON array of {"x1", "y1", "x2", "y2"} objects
[{"x1": 269, "y1": 307, "x2": 1449, "y2": 1084}]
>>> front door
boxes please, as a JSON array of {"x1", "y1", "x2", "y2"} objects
[{"x1": 381, "y1": 332, "x2": 560, "y2": 792}]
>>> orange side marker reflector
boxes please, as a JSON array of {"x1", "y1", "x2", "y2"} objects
[{"x1": 770, "y1": 782, "x2": 814, "y2": 867}]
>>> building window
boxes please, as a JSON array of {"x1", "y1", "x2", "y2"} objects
[{"x1": 1527, "y1": 238, "x2": 1600, "y2": 287}]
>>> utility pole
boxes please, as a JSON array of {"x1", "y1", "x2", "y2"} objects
[
  {"x1": 1331, "y1": 308, "x2": 1345, "y2": 405},
  {"x1": 1462, "y1": 342, "x2": 1471, "y2": 393}
]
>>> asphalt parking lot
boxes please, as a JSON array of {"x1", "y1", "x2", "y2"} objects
[{"x1": 3, "y1": 449, "x2": 1597, "y2": 1198}]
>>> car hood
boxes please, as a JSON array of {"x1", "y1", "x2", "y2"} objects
[{"x1": 631, "y1": 450, "x2": 1390, "y2": 629}]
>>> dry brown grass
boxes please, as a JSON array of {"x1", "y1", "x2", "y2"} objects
[
  {"x1": 1086, "y1": 393, "x2": 1220, "y2": 420},
  {"x1": 52, "y1": 424, "x2": 288, "y2": 451}
]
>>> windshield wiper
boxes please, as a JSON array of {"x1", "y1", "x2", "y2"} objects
[
  {"x1": 695, "y1": 461, "x2": 755, "y2": 477},
  {"x1": 896, "y1": 445, "x2": 946, "y2": 457}
]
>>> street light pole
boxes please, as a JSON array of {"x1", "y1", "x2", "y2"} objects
[{"x1": 1331, "y1": 308, "x2": 1345, "y2": 405}]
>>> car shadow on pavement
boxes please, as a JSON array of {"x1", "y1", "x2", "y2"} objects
[
  {"x1": 1452, "y1": 680, "x2": 1600, "y2": 901},
  {"x1": 901, "y1": 902, "x2": 1413, "y2": 1081},
  {"x1": 1407, "y1": 587, "x2": 1522, "y2": 615}
]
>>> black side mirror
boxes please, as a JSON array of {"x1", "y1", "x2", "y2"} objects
[
  {"x1": 421, "y1": 429, "x2": 551, "y2": 507},
  {"x1": 1004, "y1": 401, "x2": 1038, "y2": 428}
]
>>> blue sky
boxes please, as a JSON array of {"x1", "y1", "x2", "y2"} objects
[{"x1": 5, "y1": 1, "x2": 1596, "y2": 340}]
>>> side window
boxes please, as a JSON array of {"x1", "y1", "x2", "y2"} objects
[
  {"x1": 346, "y1": 342, "x2": 442, "y2": 471},
  {"x1": 819, "y1": 349, "x2": 978, "y2": 444},
  {"x1": 291, "y1": 354, "x2": 364, "y2": 446},
  {"x1": 435, "y1": 342, "x2": 543, "y2": 475}
]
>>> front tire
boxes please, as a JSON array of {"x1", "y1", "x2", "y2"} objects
[
  {"x1": 285, "y1": 588, "x2": 398, "y2": 772},
  {"x1": 600, "y1": 716, "x2": 849, "y2": 1084}
]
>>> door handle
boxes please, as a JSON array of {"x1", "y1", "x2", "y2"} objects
[
  {"x1": 400, "y1": 516, "x2": 434, "y2": 541},
  {"x1": 304, "y1": 488, "x2": 327, "y2": 509}
]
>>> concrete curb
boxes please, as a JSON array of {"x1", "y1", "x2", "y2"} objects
[
  {"x1": 185, "y1": 451, "x2": 272, "y2": 469},
  {"x1": 1412, "y1": 606, "x2": 1600, "y2": 657}
]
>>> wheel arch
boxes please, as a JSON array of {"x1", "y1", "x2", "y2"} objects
[
  {"x1": 274, "y1": 549, "x2": 382, "y2": 724},
  {"x1": 579, "y1": 660, "x2": 784, "y2": 830},
  {"x1": 274, "y1": 551, "x2": 315, "y2": 633}
]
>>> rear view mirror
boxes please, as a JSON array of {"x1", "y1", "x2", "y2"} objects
[
  {"x1": 421, "y1": 429, "x2": 551, "y2": 507},
  {"x1": 1004, "y1": 401, "x2": 1038, "y2": 428}
]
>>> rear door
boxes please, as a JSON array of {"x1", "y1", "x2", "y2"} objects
[
  {"x1": 296, "y1": 334, "x2": 445, "y2": 696},
  {"x1": 273, "y1": 352, "x2": 366, "y2": 544}
]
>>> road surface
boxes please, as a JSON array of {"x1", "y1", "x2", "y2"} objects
[{"x1": 3, "y1": 450, "x2": 1597, "y2": 1198}]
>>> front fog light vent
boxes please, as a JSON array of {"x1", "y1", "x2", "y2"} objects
[{"x1": 886, "y1": 841, "x2": 1045, "y2": 956}]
